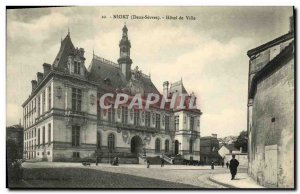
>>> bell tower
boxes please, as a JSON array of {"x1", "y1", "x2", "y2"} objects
[{"x1": 118, "y1": 24, "x2": 133, "y2": 81}]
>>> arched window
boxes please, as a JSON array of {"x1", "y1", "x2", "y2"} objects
[
  {"x1": 155, "y1": 138, "x2": 161, "y2": 153},
  {"x1": 108, "y1": 133, "x2": 115, "y2": 152},
  {"x1": 189, "y1": 139, "x2": 193, "y2": 154},
  {"x1": 165, "y1": 140, "x2": 169, "y2": 153},
  {"x1": 97, "y1": 131, "x2": 101, "y2": 149}
]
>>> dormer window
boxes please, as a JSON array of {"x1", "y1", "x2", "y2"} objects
[{"x1": 74, "y1": 61, "x2": 81, "y2": 75}]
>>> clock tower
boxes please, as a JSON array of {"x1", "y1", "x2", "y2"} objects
[{"x1": 118, "y1": 24, "x2": 133, "y2": 81}]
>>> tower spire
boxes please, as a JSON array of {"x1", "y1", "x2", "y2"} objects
[{"x1": 118, "y1": 24, "x2": 132, "y2": 81}]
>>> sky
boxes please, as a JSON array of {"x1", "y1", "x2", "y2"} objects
[{"x1": 6, "y1": 6, "x2": 293, "y2": 137}]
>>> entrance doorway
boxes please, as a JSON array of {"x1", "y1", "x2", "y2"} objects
[
  {"x1": 131, "y1": 136, "x2": 143, "y2": 154},
  {"x1": 175, "y1": 140, "x2": 179, "y2": 155}
]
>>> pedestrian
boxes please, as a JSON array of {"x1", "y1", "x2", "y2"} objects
[
  {"x1": 147, "y1": 159, "x2": 150, "y2": 168},
  {"x1": 211, "y1": 161, "x2": 214, "y2": 170},
  {"x1": 226, "y1": 161, "x2": 229, "y2": 169},
  {"x1": 229, "y1": 155, "x2": 239, "y2": 180},
  {"x1": 221, "y1": 161, "x2": 224, "y2": 168},
  {"x1": 96, "y1": 156, "x2": 98, "y2": 166},
  {"x1": 161, "y1": 158, "x2": 165, "y2": 167}
]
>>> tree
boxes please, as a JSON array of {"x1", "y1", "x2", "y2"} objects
[{"x1": 234, "y1": 131, "x2": 248, "y2": 152}]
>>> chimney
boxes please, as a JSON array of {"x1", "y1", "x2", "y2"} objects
[
  {"x1": 37, "y1": 72, "x2": 44, "y2": 83},
  {"x1": 79, "y1": 48, "x2": 85, "y2": 57},
  {"x1": 163, "y1": 81, "x2": 169, "y2": 96},
  {"x1": 31, "y1": 80, "x2": 37, "y2": 92},
  {"x1": 211, "y1": 133, "x2": 217, "y2": 138},
  {"x1": 43, "y1": 63, "x2": 51, "y2": 76},
  {"x1": 289, "y1": 15, "x2": 294, "y2": 33}
]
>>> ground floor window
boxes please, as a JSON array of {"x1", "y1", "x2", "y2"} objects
[
  {"x1": 108, "y1": 133, "x2": 115, "y2": 152},
  {"x1": 72, "y1": 126, "x2": 80, "y2": 146},
  {"x1": 97, "y1": 131, "x2": 101, "y2": 149},
  {"x1": 73, "y1": 152, "x2": 80, "y2": 158},
  {"x1": 155, "y1": 138, "x2": 161, "y2": 153},
  {"x1": 165, "y1": 140, "x2": 169, "y2": 153},
  {"x1": 189, "y1": 139, "x2": 193, "y2": 154}
]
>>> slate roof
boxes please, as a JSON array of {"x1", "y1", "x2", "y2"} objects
[
  {"x1": 87, "y1": 54, "x2": 159, "y2": 94},
  {"x1": 52, "y1": 33, "x2": 75, "y2": 71},
  {"x1": 169, "y1": 79, "x2": 188, "y2": 94},
  {"x1": 88, "y1": 55, "x2": 127, "y2": 90}
]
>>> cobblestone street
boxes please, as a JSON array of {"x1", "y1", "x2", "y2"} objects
[{"x1": 11, "y1": 162, "x2": 247, "y2": 188}]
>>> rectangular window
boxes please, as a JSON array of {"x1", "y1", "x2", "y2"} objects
[
  {"x1": 97, "y1": 132, "x2": 101, "y2": 149},
  {"x1": 74, "y1": 61, "x2": 81, "y2": 75},
  {"x1": 42, "y1": 127, "x2": 45, "y2": 146},
  {"x1": 37, "y1": 96, "x2": 41, "y2": 116},
  {"x1": 33, "y1": 98, "x2": 36, "y2": 112},
  {"x1": 108, "y1": 107, "x2": 115, "y2": 123},
  {"x1": 72, "y1": 126, "x2": 80, "y2": 146},
  {"x1": 189, "y1": 140, "x2": 193, "y2": 154},
  {"x1": 72, "y1": 88, "x2": 82, "y2": 112},
  {"x1": 190, "y1": 117, "x2": 194, "y2": 131},
  {"x1": 48, "y1": 123, "x2": 51, "y2": 145},
  {"x1": 121, "y1": 107, "x2": 128, "y2": 124},
  {"x1": 37, "y1": 129, "x2": 40, "y2": 147},
  {"x1": 165, "y1": 115, "x2": 170, "y2": 131},
  {"x1": 42, "y1": 91, "x2": 46, "y2": 113},
  {"x1": 48, "y1": 86, "x2": 52, "y2": 110},
  {"x1": 134, "y1": 110, "x2": 139, "y2": 126},
  {"x1": 72, "y1": 152, "x2": 80, "y2": 158},
  {"x1": 145, "y1": 112, "x2": 151, "y2": 127},
  {"x1": 175, "y1": 116, "x2": 179, "y2": 131},
  {"x1": 155, "y1": 113, "x2": 160, "y2": 129}
]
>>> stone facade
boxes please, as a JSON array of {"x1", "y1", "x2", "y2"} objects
[
  {"x1": 247, "y1": 18, "x2": 294, "y2": 188},
  {"x1": 22, "y1": 25, "x2": 202, "y2": 163}
]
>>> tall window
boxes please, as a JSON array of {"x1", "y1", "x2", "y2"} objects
[
  {"x1": 155, "y1": 114, "x2": 160, "y2": 129},
  {"x1": 108, "y1": 133, "x2": 115, "y2": 152},
  {"x1": 165, "y1": 115, "x2": 170, "y2": 131},
  {"x1": 121, "y1": 107, "x2": 128, "y2": 124},
  {"x1": 37, "y1": 96, "x2": 41, "y2": 116},
  {"x1": 48, "y1": 86, "x2": 52, "y2": 110},
  {"x1": 74, "y1": 61, "x2": 81, "y2": 74},
  {"x1": 37, "y1": 129, "x2": 40, "y2": 147},
  {"x1": 72, "y1": 126, "x2": 80, "y2": 146},
  {"x1": 165, "y1": 140, "x2": 169, "y2": 153},
  {"x1": 108, "y1": 107, "x2": 115, "y2": 123},
  {"x1": 145, "y1": 112, "x2": 151, "y2": 127},
  {"x1": 175, "y1": 116, "x2": 179, "y2": 131},
  {"x1": 72, "y1": 88, "x2": 82, "y2": 112},
  {"x1": 48, "y1": 123, "x2": 51, "y2": 145},
  {"x1": 134, "y1": 110, "x2": 139, "y2": 125},
  {"x1": 42, "y1": 127, "x2": 45, "y2": 146},
  {"x1": 33, "y1": 98, "x2": 36, "y2": 112},
  {"x1": 189, "y1": 139, "x2": 193, "y2": 154},
  {"x1": 155, "y1": 139, "x2": 161, "y2": 153},
  {"x1": 42, "y1": 91, "x2": 46, "y2": 113},
  {"x1": 97, "y1": 131, "x2": 101, "y2": 149},
  {"x1": 190, "y1": 117, "x2": 194, "y2": 131}
]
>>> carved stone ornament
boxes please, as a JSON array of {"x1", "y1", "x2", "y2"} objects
[
  {"x1": 56, "y1": 86, "x2": 62, "y2": 99},
  {"x1": 90, "y1": 94, "x2": 95, "y2": 105},
  {"x1": 122, "y1": 131, "x2": 129, "y2": 144}
]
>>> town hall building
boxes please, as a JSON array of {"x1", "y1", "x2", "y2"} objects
[{"x1": 22, "y1": 25, "x2": 202, "y2": 163}]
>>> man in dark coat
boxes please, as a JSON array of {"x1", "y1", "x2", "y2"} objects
[
  {"x1": 226, "y1": 161, "x2": 229, "y2": 168},
  {"x1": 229, "y1": 155, "x2": 239, "y2": 180}
]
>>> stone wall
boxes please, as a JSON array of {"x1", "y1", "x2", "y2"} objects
[{"x1": 249, "y1": 57, "x2": 294, "y2": 188}]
